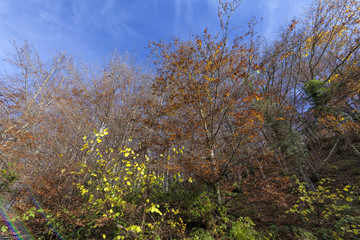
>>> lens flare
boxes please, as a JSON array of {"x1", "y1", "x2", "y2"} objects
[
  {"x1": 25, "y1": 186, "x2": 64, "y2": 240},
  {"x1": 0, "y1": 185, "x2": 65, "y2": 240},
  {"x1": 0, "y1": 196, "x2": 34, "y2": 240}
]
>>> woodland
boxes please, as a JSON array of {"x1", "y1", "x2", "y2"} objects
[{"x1": 0, "y1": 0, "x2": 360, "y2": 239}]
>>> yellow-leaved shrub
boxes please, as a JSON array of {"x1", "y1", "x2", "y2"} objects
[{"x1": 72, "y1": 128, "x2": 186, "y2": 239}]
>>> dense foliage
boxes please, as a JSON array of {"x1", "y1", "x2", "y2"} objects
[{"x1": 1, "y1": 0, "x2": 360, "y2": 239}]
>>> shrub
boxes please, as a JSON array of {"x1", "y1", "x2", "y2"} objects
[
  {"x1": 71, "y1": 128, "x2": 186, "y2": 239},
  {"x1": 288, "y1": 178, "x2": 360, "y2": 239}
]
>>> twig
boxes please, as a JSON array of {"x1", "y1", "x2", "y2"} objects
[{"x1": 320, "y1": 139, "x2": 338, "y2": 167}]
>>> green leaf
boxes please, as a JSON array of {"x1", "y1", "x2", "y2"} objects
[
  {"x1": 1, "y1": 225, "x2": 8, "y2": 233},
  {"x1": 128, "y1": 225, "x2": 142, "y2": 233},
  {"x1": 146, "y1": 203, "x2": 162, "y2": 215}
]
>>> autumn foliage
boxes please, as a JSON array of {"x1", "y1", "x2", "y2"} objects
[{"x1": 1, "y1": 0, "x2": 360, "y2": 239}]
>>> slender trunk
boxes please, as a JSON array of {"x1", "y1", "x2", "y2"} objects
[
  {"x1": 199, "y1": 107, "x2": 222, "y2": 205},
  {"x1": 210, "y1": 148, "x2": 222, "y2": 205},
  {"x1": 165, "y1": 169, "x2": 169, "y2": 192},
  {"x1": 300, "y1": 168, "x2": 315, "y2": 191},
  {"x1": 349, "y1": 143, "x2": 360, "y2": 160}
]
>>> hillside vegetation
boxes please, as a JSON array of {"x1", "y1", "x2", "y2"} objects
[{"x1": 0, "y1": 0, "x2": 360, "y2": 239}]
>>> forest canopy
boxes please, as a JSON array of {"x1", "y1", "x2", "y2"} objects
[{"x1": 0, "y1": 0, "x2": 359, "y2": 239}]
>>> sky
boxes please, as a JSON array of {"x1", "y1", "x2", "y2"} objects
[{"x1": 0, "y1": 0, "x2": 312, "y2": 73}]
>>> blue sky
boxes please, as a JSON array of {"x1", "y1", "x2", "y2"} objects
[{"x1": 0, "y1": 0, "x2": 312, "y2": 72}]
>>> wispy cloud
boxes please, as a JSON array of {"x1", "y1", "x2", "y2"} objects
[
  {"x1": 0, "y1": 0, "x2": 141, "y2": 66},
  {"x1": 0, "y1": 0, "x2": 313, "y2": 74},
  {"x1": 174, "y1": 0, "x2": 195, "y2": 35},
  {"x1": 174, "y1": 0, "x2": 183, "y2": 34},
  {"x1": 262, "y1": 0, "x2": 311, "y2": 39},
  {"x1": 264, "y1": 0, "x2": 280, "y2": 39},
  {"x1": 205, "y1": 0, "x2": 219, "y2": 9}
]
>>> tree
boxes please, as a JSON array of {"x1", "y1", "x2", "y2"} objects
[
  {"x1": 254, "y1": 0, "x2": 360, "y2": 188},
  {"x1": 0, "y1": 41, "x2": 151, "y2": 225},
  {"x1": 146, "y1": 2, "x2": 268, "y2": 205}
]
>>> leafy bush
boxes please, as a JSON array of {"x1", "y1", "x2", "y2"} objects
[
  {"x1": 71, "y1": 128, "x2": 186, "y2": 239},
  {"x1": 288, "y1": 178, "x2": 360, "y2": 239},
  {"x1": 230, "y1": 217, "x2": 264, "y2": 239},
  {"x1": 293, "y1": 227, "x2": 318, "y2": 240},
  {"x1": 304, "y1": 79, "x2": 332, "y2": 110},
  {"x1": 189, "y1": 216, "x2": 267, "y2": 240},
  {"x1": 0, "y1": 164, "x2": 18, "y2": 193}
]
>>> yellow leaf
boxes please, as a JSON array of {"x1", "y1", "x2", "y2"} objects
[
  {"x1": 103, "y1": 234, "x2": 106, "y2": 239},
  {"x1": 103, "y1": 129, "x2": 108, "y2": 135}
]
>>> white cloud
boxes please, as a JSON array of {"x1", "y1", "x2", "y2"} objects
[
  {"x1": 205, "y1": 0, "x2": 219, "y2": 9},
  {"x1": 264, "y1": 0, "x2": 280, "y2": 39},
  {"x1": 174, "y1": 0, "x2": 182, "y2": 33},
  {"x1": 261, "y1": 0, "x2": 311, "y2": 40},
  {"x1": 174, "y1": 0, "x2": 195, "y2": 35},
  {"x1": 0, "y1": 0, "x2": 314, "y2": 74}
]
